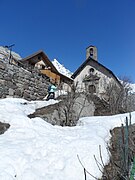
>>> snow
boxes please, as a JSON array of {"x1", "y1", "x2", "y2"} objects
[
  {"x1": 130, "y1": 83, "x2": 135, "y2": 93},
  {"x1": 55, "y1": 90, "x2": 68, "y2": 98},
  {"x1": 0, "y1": 97, "x2": 135, "y2": 180},
  {"x1": 52, "y1": 59, "x2": 73, "y2": 78}
]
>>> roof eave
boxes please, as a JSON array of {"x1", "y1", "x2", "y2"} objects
[
  {"x1": 71, "y1": 57, "x2": 121, "y2": 86},
  {"x1": 20, "y1": 50, "x2": 60, "y2": 74}
]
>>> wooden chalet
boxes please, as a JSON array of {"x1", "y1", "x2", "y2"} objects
[{"x1": 20, "y1": 50, "x2": 73, "y2": 88}]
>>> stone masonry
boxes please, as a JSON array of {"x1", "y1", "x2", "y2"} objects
[{"x1": 0, "y1": 60, "x2": 50, "y2": 100}]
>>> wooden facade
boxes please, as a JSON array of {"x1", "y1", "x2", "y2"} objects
[
  {"x1": 40, "y1": 69, "x2": 60, "y2": 84},
  {"x1": 20, "y1": 50, "x2": 73, "y2": 88}
]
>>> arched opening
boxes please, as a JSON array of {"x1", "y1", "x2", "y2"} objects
[
  {"x1": 89, "y1": 68, "x2": 94, "y2": 74},
  {"x1": 89, "y1": 48, "x2": 93, "y2": 57}
]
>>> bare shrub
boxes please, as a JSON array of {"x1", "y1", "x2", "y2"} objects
[
  {"x1": 56, "y1": 83, "x2": 91, "y2": 126},
  {"x1": 105, "y1": 77, "x2": 134, "y2": 114}
]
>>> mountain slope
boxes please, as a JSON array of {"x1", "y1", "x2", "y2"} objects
[{"x1": 52, "y1": 59, "x2": 72, "y2": 78}]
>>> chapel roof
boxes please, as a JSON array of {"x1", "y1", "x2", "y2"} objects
[{"x1": 71, "y1": 57, "x2": 121, "y2": 86}]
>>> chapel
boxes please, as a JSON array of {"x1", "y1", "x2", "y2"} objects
[{"x1": 71, "y1": 45, "x2": 121, "y2": 99}]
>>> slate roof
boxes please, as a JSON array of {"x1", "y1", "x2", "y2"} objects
[{"x1": 71, "y1": 57, "x2": 121, "y2": 86}]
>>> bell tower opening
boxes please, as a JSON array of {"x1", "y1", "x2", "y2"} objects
[
  {"x1": 90, "y1": 48, "x2": 93, "y2": 57},
  {"x1": 86, "y1": 45, "x2": 98, "y2": 61}
]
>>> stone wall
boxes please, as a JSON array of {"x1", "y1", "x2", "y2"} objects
[
  {"x1": 28, "y1": 94, "x2": 95, "y2": 126},
  {"x1": 0, "y1": 60, "x2": 50, "y2": 100}
]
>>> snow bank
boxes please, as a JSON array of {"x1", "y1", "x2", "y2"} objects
[{"x1": 0, "y1": 97, "x2": 135, "y2": 180}]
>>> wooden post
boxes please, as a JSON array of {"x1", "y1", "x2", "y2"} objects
[
  {"x1": 125, "y1": 117, "x2": 129, "y2": 177},
  {"x1": 129, "y1": 113, "x2": 132, "y2": 126},
  {"x1": 121, "y1": 123, "x2": 126, "y2": 174}
]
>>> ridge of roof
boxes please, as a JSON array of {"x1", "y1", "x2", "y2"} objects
[
  {"x1": 20, "y1": 50, "x2": 44, "y2": 62},
  {"x1": 71, "y1": 57, "x2": 121, "y2": 86},
  {"x1": 21, "y1": 50, "x2": 73, "y2": 81},
  {"x1": 86, "y1": 45, "x2": 95, "y2": 49}
]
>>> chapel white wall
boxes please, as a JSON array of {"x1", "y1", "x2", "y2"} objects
[{"x1": 74, "y1": 64, "x2": 117, "y2": 97}]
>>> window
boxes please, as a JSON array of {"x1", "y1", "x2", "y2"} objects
[
  {"x1": 89, "y1": 68, "x2": 94, "y2": 74},
  {"x1": 88, "y1": 85, "x2": 96, "y2": 93},
  {"x1": 89, "y1": 48, "x2": 93, "y2": 57},
  {"x1": 42, "y1": 65, "x2": 45, "y2": 69}
]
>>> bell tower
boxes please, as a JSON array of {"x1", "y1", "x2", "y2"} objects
[{"x1": 86, "y1": 45, "x2": 98, "y2": 61}]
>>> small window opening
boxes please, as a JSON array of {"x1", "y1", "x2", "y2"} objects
[
  {"x1": 89, "y1": 68, "x2": 94, "y2": 73},
  {"x1": 38, "y1": 56, "x2": 41, "y2": 60},
  {"x1": 88, "y1": 85, "x2": 96, "y2": 93},
  {"x1": 42, "y1": 65, "x2": 45, "y2": 69},
  {"x1": 90, "y1": 48, "x2": 93, "y2": 56}
]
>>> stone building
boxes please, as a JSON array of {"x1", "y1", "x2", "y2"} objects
[{"x1": 71, "y1": 45, "x2": 121, "y2": 99}]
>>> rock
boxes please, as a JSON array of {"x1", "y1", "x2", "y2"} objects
[
  {"x1": 23, "y1": 91, "x2": 30, "y2": 100},
  {"x1": 9, "y1": 88, "x2": 14, "y2": 96},
  {"x1": 0, "y1": 63, "x2": 5, "y2": 70},
  {"x1": 14, "y1": 89, "x2": 22, "y2": 97},
  {"x1": 0, "y1": 122, "x2": 10, "y2": 135}
]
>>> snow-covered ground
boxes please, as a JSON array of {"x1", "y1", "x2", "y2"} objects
[{"x1": 0, "y1": 97, "x2": 134, "y2": 180}]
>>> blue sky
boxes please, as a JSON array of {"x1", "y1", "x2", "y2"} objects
[{"x1": 0, "y1": 0, "x2": 135, "y2": 82}]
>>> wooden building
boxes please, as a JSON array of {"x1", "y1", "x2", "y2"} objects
[{"x1": 20, "y1": 50, "x2": 73, "y2": 90}]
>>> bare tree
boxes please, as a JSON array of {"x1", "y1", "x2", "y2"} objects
[
  {"x1": 105, "y1": 77, "x2": 134, "y2": 114},
  {"x1": 56, "y1": 82, "x2": 90, "y2": 126}
]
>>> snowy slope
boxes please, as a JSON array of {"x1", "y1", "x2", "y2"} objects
[
  {"x1": 0, "y1": 97, "x2": 135, "y2": 180},
  {"x1": 130, "y1": 83, "x2": 135, "y2": 93},
  {"x1": 0, "y1": 46, "x2": 22, "y2": 61},
  {"x1": 52, "y1": 59, "x2": 73, "y2": 78}
]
